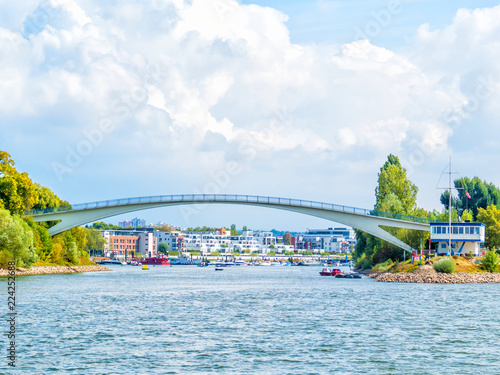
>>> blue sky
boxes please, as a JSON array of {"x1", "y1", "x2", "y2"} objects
[
  {"x1": 241, "y1": 0, "x2": 500, "y2": 47},
  {"x1": 2, "y1": 0, "x2": 500, "y2": 231}
]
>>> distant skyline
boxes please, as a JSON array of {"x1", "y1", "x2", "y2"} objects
[{"x1": 2, "y1": 0, "x2": 500, "y2": 231}]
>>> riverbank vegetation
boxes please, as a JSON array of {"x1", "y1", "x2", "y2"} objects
[
  {"x1": 0, "y1": 151, "x2": 101, "y2": 268},
  {"x1": 372, "y1": 256, "x2": 483, "y2": 274},
  {"x1": 354, "y1": 154, "x2": 500, "y2": 272},
  {"x1": 353, "y1": 154, "x2": 430, "y2": 269}
]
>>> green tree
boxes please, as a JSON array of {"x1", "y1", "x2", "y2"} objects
[
  {"x1": 375, "y1": 154, "x2": 418, "y2": 213},
  {"x1": 354, "y1": 154, "x2": 421, "y2": 268},
  {"x1": 441, "y1": 177, "x2": 500, "y2": 220},
  {"x1": 461, "y1": 209, "x2": 473, "y2": 222},
  {"x1": 0, "y1": 151, "x2": 39, "y2": 215},
  {"x1": 0, "y1": 208, "x2": 38, "y2": 268},
  {"x1": 158, "y1": 242, "x2": 169, "y2": 255},
  {"x1": 481, "y1": 250, "x2": 499, "y2": 272},
  {"x1": 283, "y1": 232, "x2": 292, "y2": 245},
  {"x1": 230, "y1": 224, "x2": 237, "y2": 236},
  {"x1": 84, "y1": 228, "x2": 106, "y2": 255},
  {"x1": 477, "y1": 205, "x2": 500, "y2": 250}
]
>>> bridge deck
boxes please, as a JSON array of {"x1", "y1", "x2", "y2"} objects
[{"x1": 26, "y1": 194, "x2": 440, "y2": 225}]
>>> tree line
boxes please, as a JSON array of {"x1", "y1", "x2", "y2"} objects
[{"x1": 0, "y1": 151, "x2": 104, "y2": 268}]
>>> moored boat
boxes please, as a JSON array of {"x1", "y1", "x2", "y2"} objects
[
  {"x1": 320, "y1": 268, "x2": 333, "y2": 276},
  {"x1": 138, "y1": 254, "x2": 170, "y2": 266},
  {"x1": 320, "y1": 268, "x2": 342, "y2": 276},
  {"x1": 99, "y1": 259, "x2": 122, "y2": 265}
]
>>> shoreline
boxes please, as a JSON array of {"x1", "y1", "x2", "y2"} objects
[
  {"x1": 375, "y1": 271, "x2": 500, "y2": 284},
  {"x1": 0, "y1": 265, "x2": 112, "y2": 277}
]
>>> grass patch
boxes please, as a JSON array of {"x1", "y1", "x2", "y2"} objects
[
  {"x1": 432, "y1": 256, "x2": 482, "y2": 273},
  {"x1": 372, "y1": 259, "x2": 394, "y2": 272},
  {"x1": 391, "y1": 261, "x2": 419, "y2": 273}
]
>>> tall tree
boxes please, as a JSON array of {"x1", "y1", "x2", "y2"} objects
[
  {"x1": 354, "y1": 154, "x2": 421, "y2": 267},
  {"x1": 477, "y1": 205, "x2": 500, "y2": 250},
  {"x1": 440, "y1": 177, "x2": 500, "y2": 220},
  {"x1": 0, "y1": 151, "x2": 39, "y2": 215},
  {"x1": 283, "y1": 232, "x2": 292, "y2": 245},
  {"x1": 84, "y1": 228, "x2": 106, "y2": 255},
  {"x1": 0, "y1": 208, "x2": 38, "y2": 267},
  {"x1": 375, "y1": 154, "x2": 418, "y2": 214}
]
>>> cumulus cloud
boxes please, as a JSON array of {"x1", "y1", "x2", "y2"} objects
[{"x1": 1, "y1": 0, "x2": 500, "y2": 223}]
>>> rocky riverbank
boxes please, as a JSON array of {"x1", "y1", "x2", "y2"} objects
[
  {"x1": 375, "y1": 265, "x2": 500, "y2": 283},
  {"x1": 0, "y1": 265, "x2": 112, "y2": 277}
]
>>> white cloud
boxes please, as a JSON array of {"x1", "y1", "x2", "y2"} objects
[{"x1": 2, "y1": 0, "x2": 500, "y2": 226}]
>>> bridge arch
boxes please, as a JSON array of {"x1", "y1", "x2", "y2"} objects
[{"x1": 27, "y1": 194, "x2": 433, "y2": 252}]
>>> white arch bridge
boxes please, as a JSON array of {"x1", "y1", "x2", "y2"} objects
[{"x1": 26, "y1": 194, "x2": 437, "y2": 252}]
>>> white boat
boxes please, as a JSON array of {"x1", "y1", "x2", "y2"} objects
[
  {"x1": 99, "y1": 259, "x2": 122, "y2": 265},
  {"x1": 215, "y1": 265, "x2": 223, "y2": 271},
  {"x1": 170, "y1": 257, "x2": 191, "y2": 265}
]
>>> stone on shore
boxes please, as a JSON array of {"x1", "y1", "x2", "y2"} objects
[
  {"x1": 0, "y1": 265, "x2": 112, "y2": 277},
  {"x1": 375, "y1": 267, "x2": 500, "y2": 284}
]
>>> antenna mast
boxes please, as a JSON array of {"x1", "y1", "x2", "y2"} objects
[{"x1": 437, "y1": 157, "x2": 463, "y2": 255}]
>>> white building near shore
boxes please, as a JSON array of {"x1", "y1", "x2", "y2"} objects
[{"x1": 430, "y1": 222, "x2": 485, "y2": 256}]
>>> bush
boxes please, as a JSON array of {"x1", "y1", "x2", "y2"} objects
[
  {"x1": 372, "y1": 259, "x2": 394, "y2": 272},
  {"x1": 355, "y1": 254, "x2": 372, "y2": 270},
  {"x1": 433, "y1": 258, "x2": 455, "y2": 273},
  {"x1": 481, "y1": 250, "x2": 499, "y2": 273}
]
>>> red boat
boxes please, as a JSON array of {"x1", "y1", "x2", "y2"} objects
[
  {"x1": 319, "y1": 268, "x2": 342, "y2": 276},
  {"x1": 320, "y1": 268, "x2": 332, "y2": 276},
  {"x1": 137, "y1": 255, "x2": 170, "y2": 266}
]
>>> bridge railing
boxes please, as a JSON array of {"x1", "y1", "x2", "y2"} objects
[{"x1": 25, "y1": 194, "x2": 440, "y2": 224}]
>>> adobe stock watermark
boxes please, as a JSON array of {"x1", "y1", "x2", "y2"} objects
[
  {"x1": 22, "y1": 0, "x2": 63, "y2": 38},
  {"x1": 179, "y1": 109, "x2": 291, "y2": 222},
  {"x1": 3, "y1": 0, "x2": 63, "y2": 53},
  {"x1": 51, "y1": 60, "x2": 170, "y2": 182},
  {"x1": 401, "y1": 75, "x2": 497, "y2": 176},
  {"x1": 354, "y1": 1, "x2": 402, "y2": 43}
]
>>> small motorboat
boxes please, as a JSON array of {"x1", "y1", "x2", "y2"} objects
[
  {"x1": 335, "y1": 273, "x2": 345, "y2": 278},
  {"x1": 320, "y1": 268, "x2": 332, "y2": 276},
  {"x1": 215, "y1": 265, "x2": 223, "y2": 271}
]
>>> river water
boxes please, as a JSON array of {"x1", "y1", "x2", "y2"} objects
[{"x1": 3, "y1": 265, "x2": 500, "y2": 374}]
